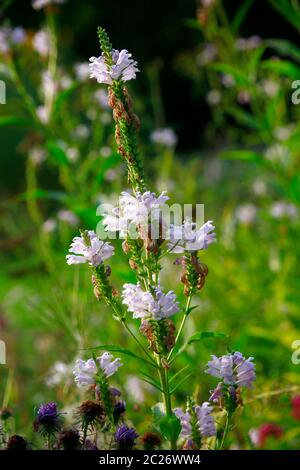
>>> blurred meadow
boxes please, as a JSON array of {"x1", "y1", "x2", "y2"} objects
[{"x1": 1, "y1": 0, "x2": 300, "y2": 450}]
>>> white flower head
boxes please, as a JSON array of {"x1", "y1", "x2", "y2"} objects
[
  {"x1": 89, "y1": 49, "x2": 139, "y2": 85},
  {"x1": 101, "y1": 190, "x2": 169, "y2": 238},
  {"x1": 32, "y1": 0, "x2": 66, "y2": 10},
  {"x1": 269, "y1": 201, "x2": 298, "y2": 220},
  {"x1": 57, "y1": 209, "x2": 79, "y2": 226},
  {"x1": 168, "y1": 219, "x2": 216, "y2": 253},
  {"x1": 66, "y1": 230, "x2": 114, "y2": 267},
  {"x1": 150, "y1": 128, "x2": 177, "y2": 148},
  {"x1": 122, "y1": 283, "x2": 179, "y2": 320},
  {"x1": 174, "y1": 402, "x2": 216, "y2": 440},
  {"x1": 235, "y1": 204, "x2": 257, "y2": 225},
  {"x1": 33, "y1": 30, "x2": 50, "y2": 56},
  {"x1": 74, "y1": 62, "x2": 90, "y2": 81},
  {"x1": 73, "y1": 352, "x2": 122, "y2": 388}
]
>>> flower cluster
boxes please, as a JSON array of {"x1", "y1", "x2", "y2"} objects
[
  {"x1": 206, "y1": 351, "x2": 256, "y2": 389},
  {"x1": 102, "y1": 190, "x2": 169, "y2": 238},
  {"x1": 0, "y1": 26, "x2": 26, "y2": 54},
  {"x1": 168, "y1": 219, "x2": 216, "y2": 253},
  {"x1": 122, "y1": 283, "x2": 179, "y2": 320},
  {"x1": 32, "y1": 0, "x2": 66, "y2": 10},
  {"x1": 174, "y1": 402, "x2": 216, "y2": 445},
  {"x1": 73, "y1": 352, "x2": 122, "y2": 388},
  {"x1": 66, "y1": 230, "x2": 114, "y2": 267},
  {"x1": 150, "y1": 128, "x2": 178, "y2": 148},
  {"x1": 89, "y1": 49, "x2": 139, "y2": 85}
]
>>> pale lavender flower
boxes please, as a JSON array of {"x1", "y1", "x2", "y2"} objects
[
  {"x1": 41, "y1": 70, "x2": 57, "y2": 100},
  {"x1": 0, "y1": 27, "x2": 10, "y2": 54},
  {"x1": 260, "y1": 79, "x2": 279, "y2": 98},
  {"x1": 174, "y1": 402, "x2": 216, "y2": 440},
  {"x1": 32, "y1": 0, "x2": 66, "y2": 10},
  {"x1": 65, "y1": 147, "x2": 79, "y2": 162},
  {"x1": 221, "y1": 74, "x2": 235, "y2": 88},
  {"x1": 195, "y1": 403, "x2": 216, "y2": 437},
  {"x1": 33, "y1": 30, "x2": 50, "y2": 56},
  {"x1": 74, "y1": 124, "x2": 90, "y2": 139},
  {"x1": 206, "y1": 352, "x2": 256, "y2": 389},
  {"x1": 235, "y1": 204, "x2": 257, "y2": 225},
  {"x1": 73, "y1": 353, "x2": 122, "y2": 388},
  {"x1": 36, "y1": 105, "x2": 50, "y2": 123},
  {"x1": 10, "y1": 27, "x2": 26, "y2": 45},
  {"x1": 236, "y1": 36, "x2": 261, "y2": 51},
  {"x1": 74, "y1": 62, "x2": 90, "y2": 81},
  {"x1": 89, "y1": 49, "x2": 139, "y2": 85},
  {"x1": 94, "y1": 89, "x2": 109, "y2": 108},
  {"x1": 237, "y1": 91, "x2": 250, "y2": 105},
  {"x1": 29, "y1": 147, "x2": 47, "y2": 165},
  {"x1": 66, "y1": 230, "x2": 114, "y2": 267},
  {"x1": 168, "y1": 219, "x2": 216, "y2": 253},
  {"x1": 150, "y1": 128, "x2": 177, "y2": 147},
  {"x1": 206, "y1": 89, "x2": 221, "y2": 106},
  {"x1": 57, "y1": 209, "x2": 79, "y2": 226},
  {"x1": 45, "y1": 361, "x2": 73, "y2": 388},
  {"x1": 102, "y1": 190, "x2": 169, "y2": 237},
  {"x1": 42, "y1": 218, "x2": 57, "y2": 233},
  {"x1": 122, "y1": 283, "x2": 179, "y2": 320},
  {"x1": 173, "y1": 408, "x2": 192, "y2": 438},
  {"x1": 269, "y1": 201, "x2": 298, "y2": 220},
  {"x1": 197, "y1": 43, "x2": 217, "y2": 66}
]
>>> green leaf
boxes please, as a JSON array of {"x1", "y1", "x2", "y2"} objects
[
  {"x1": 261, "y1": 59, "x2": 300, "y2": 79},
  {"x1": 88, "y1": 344, "x2": 156, "y2": 368},
  {"x1": 169, "y1": 365, "x2": 189, "y2": 384},
  {"x1": 186, "y1": 305, "x2": 199, "y2": 316},
  {"x1": 225, "y1": 107, "x2": 262, "y2": 131},
  {"x1": 16, "y1": 189, "x2": 67, "y2": 202},
  {"x1": 209, "y1": 64, "x2": 249, "y2": 86},
  {"x1": 268, "y1": 0, "x2": 300, "y2": 31},
  {"x1": 139, "y1": 371, "x2": 163, "y2": 392},
  {"x1": 46, "y1": 140, "x2": 70, "y2": 166},
  {"x1": 152, "y1": 403, "x2": 181, "y2": 443},
  {"x1": 0, "y1": 116, "x2": 33, "y2": 128},
  {"x1": 170, "y1": 373, "x2": 193, "y2": 394},
  {"x1": 219, "y1": 149, "x2": 263, "y2": 163},
  {"x1": 232, "y1": 0, "x2": 255, "y2": 32},
  {"x1": 266, "y1": 39, "x2": 300, "y2": 64},
  {"x1": 187, "y1": 331, "x2": 228, "y2": 345}
]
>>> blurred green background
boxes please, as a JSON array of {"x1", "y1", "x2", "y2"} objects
[{"x1": 1, "y1": 0, "x2": 300, "y2": 449}]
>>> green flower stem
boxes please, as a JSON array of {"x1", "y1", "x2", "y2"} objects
[
  {"x1": 121, "y1": 320, "x2": 157, "y2": 367},
  {"x1": 156, "y1": 355, "x2": 176, "y2": 450},
  {"x1": 167, "y1": 293, "x2": 192, "y2": 362},
  {"x1": 219, "y1": 412, "x2": 229, "y2": 450}
]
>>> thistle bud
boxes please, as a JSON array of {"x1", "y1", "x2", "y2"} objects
[
  {"x1": 57, "y1": 428, "x2": 80, "y2": 450},
  {"x1": 141, "y1": 431, "x2": 162, "y2": 450},
  {"x1": 6, "y1": 435, "x2": 29, "y2": 450}
]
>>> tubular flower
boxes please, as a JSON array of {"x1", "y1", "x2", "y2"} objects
[
  {"x1": 122, "y1": 283, "x2": 179, "y2": 320},
  {"x1": 73, "y1": 353, "x2": 122, "y2": 388},
  {"x1": 206, "y1": 352, "x2": 256, "y2": 389},
  {"x1": 174, "y1": 402, "x2": 216, "y2": 442},
  {"x1": 66, "y1": 230, "x2": 114, "y2": 267},
  {"x1": 89, "y1": 49, "x2": 139, "y2": 85},
  {"x1": 102, "y1": 190, "x2": 169, "y2": 238},
  {"x1": 168, "y1": 219, "x2": 216, "y2": 253}
]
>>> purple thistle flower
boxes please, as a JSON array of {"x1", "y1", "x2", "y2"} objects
[
  {"x1": 115, "y1": 424, "x2": 138, "y2": 449},
  {"x1": 37, "y1": 402, "x2": 58, "y2": 423},
  {"x1": 34, "y1": 402, "x2": 62, "y2": 437}
]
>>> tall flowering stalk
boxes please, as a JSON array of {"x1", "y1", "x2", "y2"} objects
[{"x1": 66, "y1": 27, "x2": 256, "y2": 450}]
